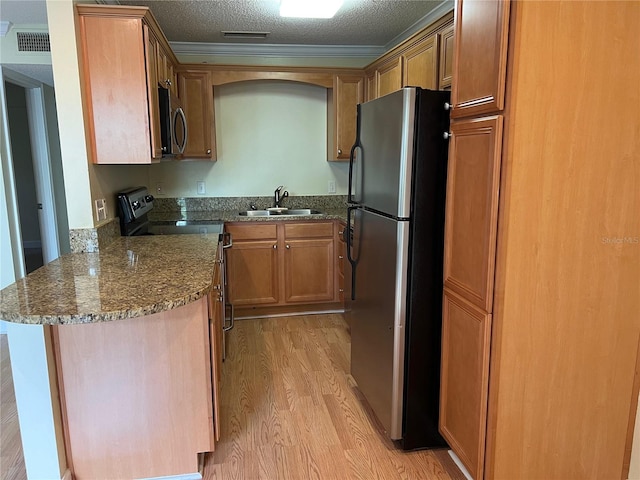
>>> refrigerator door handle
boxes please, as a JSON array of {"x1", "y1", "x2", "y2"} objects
[{"x1": 348, "y1": 104, "x2": 362, "y2": 205}]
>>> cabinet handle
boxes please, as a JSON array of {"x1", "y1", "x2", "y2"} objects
[
  {"x1": 443, "y1": 132, "x2": 452, "y2": 140},
  {"x1": 338, "y1": 255, "x2": 344, "y2": 259},
  {"x1": 337, "y1": 148, "x2": 342, "y2": 155},
  {"x1": 273, "y1": 244, "x2": 277, "y2": 249},
  {"x1": 206, "y1": 149, "x2": 211, "y2": 154},
  {"x1": 286, "y1": 244, "x2": 290, "y2": 249},
  {"x1": 214, "y1": 284, "x2": 221, "y2": 290},
  {"x1": 339, "y1": 288, "x2": 344, "y2": 293},
  {"x1": 338, "y1": 230, "x2": 344, "y2": 235}
]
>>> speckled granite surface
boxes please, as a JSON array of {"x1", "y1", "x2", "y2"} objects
[
  {"x1": 149, "y1": 207, "x2": 347, "y2": 223},
  {"x1": 0, "y1": 235, "x2": 218, "y2": 325},
  {"x1": 153, "y1": 195, "x2": 348, "y2": 212}
]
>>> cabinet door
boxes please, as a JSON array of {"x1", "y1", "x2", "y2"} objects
[
  {"x1": 366, "y1": 73, "x2": 376, "y2": 102},
  {"x1": 78, "y1": 14, "x2": 153, "y2": 164},
  {"x1": 440, "y1": 288, "x2": 492, "y2": 480},
  {"x1": 402, "y1": 34, "x2": 439, "y2": 90},
  {"x1": 443, "y1": 115, "x2": 503, "y2": 312},
  {"x1": 283, "y1": 238, "x2": 335, "y2": 303},
  {"x1": 227, "y1": 240, "x2": 279, "y2": 305},
  {"x1": 451, "y1": 0, "x2": 510, "y2": 118},
  {"x1": 438, "y1": 23, "x2": 455, "y2": 89},
  {"x1": 178, "y1": 71, "x2": 216, "y2": 160},
  {"x1": 331, "y1": 75, "x2": 364, "y2": 161},
  {"x1": 144, "y1": 25, "x2": 162, "y2": 159},
  {"x1": 376, "y1": 57, "x2": 403, "y2": 97},
  {"x1": 208, "y1": 258, "x2": 223, "y2": 443}
]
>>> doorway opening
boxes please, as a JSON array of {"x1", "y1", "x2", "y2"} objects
[{"x1": 5, "y1": 81, "x2": 44, "y2": 274}]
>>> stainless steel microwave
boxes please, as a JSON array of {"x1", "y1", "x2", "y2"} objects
[{"x1": 158, "y1": 87, "x2": 187, "y2": 156}]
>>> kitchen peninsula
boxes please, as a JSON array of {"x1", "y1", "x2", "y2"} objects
[{"x1": 0, "y1": 234, "x2": 221, "y2": 479}]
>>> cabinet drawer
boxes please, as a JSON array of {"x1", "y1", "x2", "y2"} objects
[
  {"x1": 284, "y1": 222, "x2": 334, "y2": 239},
  {"x1": 225, "y1": 223, "x2": 277, "y2": 240}
]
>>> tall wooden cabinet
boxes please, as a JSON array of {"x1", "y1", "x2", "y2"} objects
[{"x1": 440, "y1": 1, "x2": 640, "y2": 479}]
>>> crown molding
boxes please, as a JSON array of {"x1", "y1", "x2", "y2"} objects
[
  {"x1": 384, "y1": 0, "x2": 454, "y2": 51},
  {"x1": 170, "y1": 42, "x2": 385, "y2": 59}
]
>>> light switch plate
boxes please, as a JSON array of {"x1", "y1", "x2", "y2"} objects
[
  {"x1": 328, "y1": 180, "x2": 336, "y2": 193},
  {"x1": 156, "y1": 183, "x2": 165, "y2": 195},
  {"x1": 197, "y1": 181, "x2": 206, "y2": 195}
]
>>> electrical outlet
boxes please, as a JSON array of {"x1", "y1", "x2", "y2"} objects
[
  {"x1": 328, "y1": 180, "x2": 336, "y2": 193},
  {"x1": 196, "y1": 181, "x2": 206, "y2": 195},
  {"x1": 156, "y1": 183, "x2": 165, "y2": 195},
  {"x1": 95, "y1": 198, "x2": 107, "y2": 222}
]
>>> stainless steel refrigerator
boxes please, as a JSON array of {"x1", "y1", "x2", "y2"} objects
[{"x1": 347, "y1": 87, "x2": 450, "y2": 450}]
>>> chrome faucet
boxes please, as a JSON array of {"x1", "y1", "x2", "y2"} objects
[{"x1": 274, "y1": 185, "x2": 289, "y2": 208}]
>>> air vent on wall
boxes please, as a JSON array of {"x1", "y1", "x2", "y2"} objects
[
  {"x1": 17, "y1": 32, "x2": 50, "y2": 52},
  {"x1": 222, "y1": 31, "x2": 270, "y2": 39}
]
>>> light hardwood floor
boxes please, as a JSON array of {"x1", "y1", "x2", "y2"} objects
[
  {"x1": 0, "y1": 316, "x2": 462, "y2": 480},
  {"x1": 0, "y1": 334, "x2": 27, "y2": 480},
  {"x1": 204, "y1": 314, "x2": 463, "y2": 480}
]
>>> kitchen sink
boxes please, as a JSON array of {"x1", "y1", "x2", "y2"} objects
[{"x1": 238, "y1": 209, "x2": 322, "y2": 216}]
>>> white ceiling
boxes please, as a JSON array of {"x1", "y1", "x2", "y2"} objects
[{"x1": 0, "y1": 0, "x2": 48, "y2": 25}]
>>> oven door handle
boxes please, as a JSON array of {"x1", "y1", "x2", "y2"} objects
[{"x1": 223, "y1": 303, "x2": 234, "y2": 332}]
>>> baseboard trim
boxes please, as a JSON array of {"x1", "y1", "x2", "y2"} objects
[
  {"x1": 234, "y1": 304, "x2": 345, "y2": 320},
  {"x1": 137, "y1": 473, "x2": 201, "y2": 480}
]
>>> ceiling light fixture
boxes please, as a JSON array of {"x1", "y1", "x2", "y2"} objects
[{"x1": 279, "y1": 0, "x2": 344, "y2": 19}]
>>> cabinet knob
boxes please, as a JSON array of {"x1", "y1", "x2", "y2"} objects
[
  {"x1": 165, "y1": 79, "x2": 172, "y2": 86},
  {"x1": 214, "y1": 284, "x2": 221, "y2": 290},
  {"x1": 286, "y1": 244, "x2": 290, "y2": 249},
  {"x1": 273, "y1": 244, "x2": 277, "y2": 249},
  {"x1": 444, "y1": 102, "x2": 453, "y2": 111},
  {"x1": 337, "y1": 148, "x2": 342, "y2": 155},
  {"x1": 206, "y1": 149, "x2": 211, "y2": 154},
  {"x1": 339, "y1": 288, "x2": 344, "y2": 293},
  {"x1": 338, "y1": 255, "x2": 344, "y2": 259},
  {"x1": 443, "y1": 132, "x2": 453, "y2": 140}
]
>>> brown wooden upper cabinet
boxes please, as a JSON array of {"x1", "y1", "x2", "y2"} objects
[
  {"x1": 156, "y1": 44, "x2": 177, "y2": 97},
  {"x1": 329, "y1": 74, "x2": 364, "y2": 161},
  {"x1": 438, "y1": 23, "x2": 455, "y2": 89},
  {"x1": 402, "y1": 34, "x2": 439, "y2": 90},
  {"x1": 178, "y1": 70, "x2": 216, "y2": 161},
  {"x1": 376, "y1": 57, "x2": 403, "y2": 97},
  {"x1": 77, "y1": 5, "x2": 164, "y2": 164},
  {"x1": 365, "y1": 73, "x2": 377, "y2": 102},
  {"x1": 450, "y1": 0, "x2": 510, "y2": 118}
]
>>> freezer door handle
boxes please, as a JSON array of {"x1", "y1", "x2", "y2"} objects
[{"x1": 346, "y1": 206, "x2": 358, "y2": 301}]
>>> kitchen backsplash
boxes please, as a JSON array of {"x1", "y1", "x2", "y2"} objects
[{"x1": 153, "y1": 195, "x2": 348, "y2": 212}]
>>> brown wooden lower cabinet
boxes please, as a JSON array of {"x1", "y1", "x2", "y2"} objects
[
  {"x1": 439, "y1": 288, "x2": 492, "y2": 480},
  {"x1": 226, "y1": 221, "x2": 340, "y2": 313},
  {"x1": 53, "y1": 297, "x2": 216, "y2": 479}
]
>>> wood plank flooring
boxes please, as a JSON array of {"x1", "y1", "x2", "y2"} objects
[
  {"x1": 0, "y1": 334, "x2": 27, "y2": 480},
  {"x1": 204, "y1": 314, "x2": 464, "y2": 480}
]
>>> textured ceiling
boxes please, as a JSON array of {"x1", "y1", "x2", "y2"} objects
[{"x1": 117, "y1": 0, "x2": 447, "y2": 46}]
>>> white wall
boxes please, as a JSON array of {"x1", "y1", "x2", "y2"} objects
[
  {"x1": 149, "y1": 81, "x2": 349, "y2": 198},
  {"x1": 46, "y1": 0, "x2": 93, "y2": 229}
]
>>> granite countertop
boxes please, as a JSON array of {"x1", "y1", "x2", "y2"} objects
[
  {"x1": 149, "y1": 208, "x2": 348, "y2": 223},
  {"x1": 0, "y1": 235, "x2": 219, "y2": 325}
]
